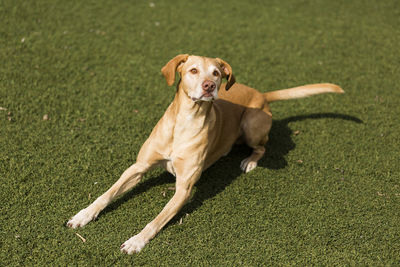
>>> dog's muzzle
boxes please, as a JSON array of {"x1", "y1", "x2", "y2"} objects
[{"x1": 202, "y1": 80, "x2": 216, "y2": 93}]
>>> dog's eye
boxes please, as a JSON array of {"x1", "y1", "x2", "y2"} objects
[
  {"x1": 213, "y1": 70, "x2": 220, "y2": 76},
  {"x1": 190, "y1": 68, "x2": 198, "y2": 74}
]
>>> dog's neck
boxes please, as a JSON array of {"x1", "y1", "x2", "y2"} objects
[
  {"x1": 174, "y1": 84, "x2": 214, "y2": 122},
  {"x1": 165, "y1": 84, "x2": 216, "y2": 161},
  {"x1": 169, "y1": 84, "x2": 216, "y2": 143}
]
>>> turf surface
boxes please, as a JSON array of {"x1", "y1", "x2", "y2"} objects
[{"x1": 1, "y1": 0, "x2": 400, "y2": 265}]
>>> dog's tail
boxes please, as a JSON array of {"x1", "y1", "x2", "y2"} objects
[{"x1": 264, "y1": 83, "x2": 344, "y2": 103}]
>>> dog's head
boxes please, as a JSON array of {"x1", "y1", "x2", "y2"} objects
[{"x1": 161, "y1": 54, "x2": 235, "y2": 102}]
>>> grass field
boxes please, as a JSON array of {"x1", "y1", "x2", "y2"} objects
[{"x1": 1, "y1": 0, "x2": 400, "y2": 265}]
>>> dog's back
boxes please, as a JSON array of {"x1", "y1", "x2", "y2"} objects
[
  {"x1": 218, "y1": 82, "x2": 344, "y2": 116},
  {"x1": 218, "y1": 83, "x2": 272, "y2": 115}
]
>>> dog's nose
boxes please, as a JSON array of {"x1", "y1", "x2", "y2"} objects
[{"x1": 202, "y1": 80, "x2": 216, "y2": 92}]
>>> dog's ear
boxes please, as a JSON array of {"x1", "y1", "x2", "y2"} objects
[
  {"x1": 161, "y1": 54, "x2": 189, "y2": 86},
  {"x1": 216, "y1": 58, "x2": 235, "y2": 90}
]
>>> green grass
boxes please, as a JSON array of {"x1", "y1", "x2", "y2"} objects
[{"x1": 1, "y1": 0, "x2": 400, "y2": 265}]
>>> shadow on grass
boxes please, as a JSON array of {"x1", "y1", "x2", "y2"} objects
[{"x1": 103, "y1": 112, "x2": 362, "y2": 224}]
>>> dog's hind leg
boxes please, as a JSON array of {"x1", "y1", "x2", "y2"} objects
[
  {"x1": 240, "y1": 144, "x2": 266, "y2": 173},
  {"x1": 240, "y1": 109, "x2": 272, "y2": 173}
]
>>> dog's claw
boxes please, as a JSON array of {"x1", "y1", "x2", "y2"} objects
[
  {"x1": 120, "y1": 235, "x2": 147, "y2": 255},
  {"x1": 67, "y1": 208, "x2": 96, "y2": 229},
  {"x1": 240, "y1": 157, "x2": 258, "y2": 173}
]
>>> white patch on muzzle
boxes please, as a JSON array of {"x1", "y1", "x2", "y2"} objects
[{"x1": 185, "y1": 64, "x2": 221, "y2": 102}]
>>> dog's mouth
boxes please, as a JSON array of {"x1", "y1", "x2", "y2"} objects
[{"x1": 191, "y1": 92, "x2": 215, "y2": 102}]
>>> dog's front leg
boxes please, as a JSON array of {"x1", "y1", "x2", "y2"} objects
[
  {"x1": 67, "y1": 162, "x2": 150, "y2": 228},
  {"x1": 121, "y1": 164, "x2": 202, "y2": 254}
]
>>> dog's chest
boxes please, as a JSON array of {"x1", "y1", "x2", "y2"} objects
[
  {"x1": 158, "y1": 113, "x2": 211, "y2": 175},
  {"x1": 171, "y1": 118, "x2": 209, "y2": 157},
  {"x1": 160, "y1": 131, "x2": 208, "y2": 177}
]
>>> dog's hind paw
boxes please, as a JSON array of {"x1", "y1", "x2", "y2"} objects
[
  {"x1": 66, "y1": 208, "x2": 96, "y2": 229},
  {"x1": 121, "y1": 234, "x2": 148, "y2": 254},
  {"x1": 240, "y1": 158, "x2": 258, "y2": 173}
]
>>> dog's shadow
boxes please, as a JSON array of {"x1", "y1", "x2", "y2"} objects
[{"x1": 104, "y1": 113, "x2": 362, "y2": 225}]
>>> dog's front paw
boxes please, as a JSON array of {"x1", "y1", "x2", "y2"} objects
[
  {"x1": 67, "y1": 208, "x2": 96, "y2": 229},
  {"x1": 120, "y1": 234, "x2": 148, "y2": 254},
  {"x1": 240, "y1": 157, "x2": 258, "y2": 173}
]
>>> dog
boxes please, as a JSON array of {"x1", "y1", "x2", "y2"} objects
[{"x1": 67, "y1": 54, "x2": 344, "y2": 254}]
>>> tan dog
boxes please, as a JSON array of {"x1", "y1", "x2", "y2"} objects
[{"x1": 67, "y1": 54, "x2": 343, "y2": 254}]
